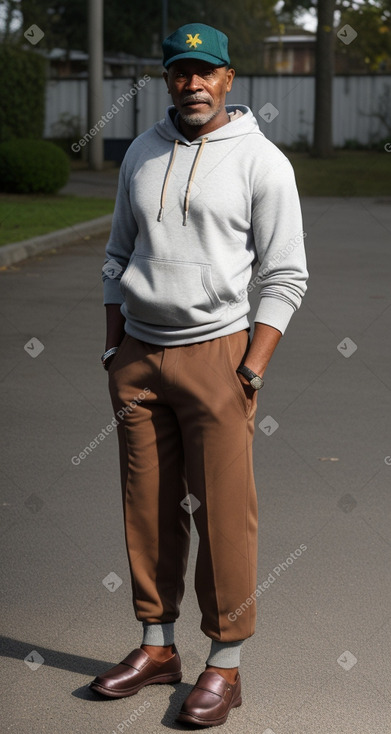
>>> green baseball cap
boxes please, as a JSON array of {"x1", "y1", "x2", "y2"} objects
[{"x1": 162, "y1": 23, "x2": 230, "y2": 69}]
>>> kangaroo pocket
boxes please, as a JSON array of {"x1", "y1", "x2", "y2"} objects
[{"x1": 120, "y1": 255, "x2": 225, "y2": 327}]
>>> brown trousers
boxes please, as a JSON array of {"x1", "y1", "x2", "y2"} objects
[{"x1": 108, "y1": 328, "x2": 258, "y2": 642}]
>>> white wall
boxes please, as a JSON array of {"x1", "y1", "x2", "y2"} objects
[{"x1": 45, "y1": 75, "x2": 391, "y2": 147}]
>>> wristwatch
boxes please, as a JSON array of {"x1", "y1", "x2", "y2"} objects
[
  {"x1": 101, "y1": 346, "x2": 118, "y2": 370},
  {"x1": 236, "y1": 364, "x2": 264, "y2": 390}
]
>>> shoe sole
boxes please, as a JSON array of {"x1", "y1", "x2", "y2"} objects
[
  {"x1": 89, "y1": 672, "x2": 182, "y2": 698},
  {"x1": 176, "y1": 696, "x2": 242, "y2": 727}
]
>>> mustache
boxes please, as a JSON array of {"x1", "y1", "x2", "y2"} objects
[{"x1": 181, "y1": 94, "x2": 212, "y2": 105}]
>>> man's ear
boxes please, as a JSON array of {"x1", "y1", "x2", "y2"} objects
[
  {"x1": 163, "y1": 70, "x2": 169, "y2": 90},
  {"x1": 226, "y1": 67, "x2": 235, "y2": 93}
]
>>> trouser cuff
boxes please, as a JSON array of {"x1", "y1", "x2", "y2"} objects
[
  {"x1": 206, "y1": 639, "x2": 244, "y2": 668},
  {"x1": 141, "y1": 622, "x2": 175, "y2": 646}
]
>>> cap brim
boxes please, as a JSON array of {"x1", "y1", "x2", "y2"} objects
[{"x1": 164, "y1": 51, "x2": 228, "y2": 68}]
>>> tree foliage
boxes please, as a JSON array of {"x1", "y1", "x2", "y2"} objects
[
  {"x1": 167, "y1": 0, "x2": 280, "y2": 72},
  {"x1": 280, "y1": 0, "x2": 391, "y2": 71},
  {"x1": 3, "y1": 0, "x2": 390, "y2": 73},
  {"x1": 19, "y1": 0, "x2": 88, "y2": 52},
  {"x1": 3, "y1": 0, "x2": 279, "y2": 72},
  {"x1": 0, "y1": 44, "x2": 46, "y2": 143},
  {"x1": 338, "y1": 2, "x2": 391, "y2": 71}
]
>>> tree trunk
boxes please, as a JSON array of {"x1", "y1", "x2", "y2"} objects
[{"x1": 312, "y1": 0, "x2": 336, "y2": 157}]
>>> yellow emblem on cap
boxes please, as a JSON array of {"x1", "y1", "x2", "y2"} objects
[{"x1": 186, "y1": 33, "x2": 202, "y2": 49}]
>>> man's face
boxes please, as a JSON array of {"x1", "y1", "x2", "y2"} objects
[{"x1": 163, "y1": 59, "x2": 235, "y2": 132}]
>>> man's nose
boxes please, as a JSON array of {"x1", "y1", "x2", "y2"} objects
[{"x1": 185, "y1": 74, "x2": 203, "y2": 90}]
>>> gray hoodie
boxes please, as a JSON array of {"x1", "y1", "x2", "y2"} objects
[{"x1": 102, "y1": 104, "x2": 308, "y2": 345}]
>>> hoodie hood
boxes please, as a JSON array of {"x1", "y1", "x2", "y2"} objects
[
  {"x1": 154, "y1": 104, "x2": 264, "y2": 145},
  {"x1": 155, "y1": 105, "x2": 264, "y2": 224}
]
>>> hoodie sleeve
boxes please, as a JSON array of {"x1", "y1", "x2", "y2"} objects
[
  {"x1": 251, "y1": 155, "x2": 308, "y2": 334},
  {"x1": 102, "y1": 158, "x2": 138, "y2": 305}
]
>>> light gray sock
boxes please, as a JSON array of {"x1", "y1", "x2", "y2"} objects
[
  {"x1": 206, "y1": 639, "x2": 244, "y2": 668},
  {"x1": 141, "y1": 622, "x2": 175, "y2": 646}
]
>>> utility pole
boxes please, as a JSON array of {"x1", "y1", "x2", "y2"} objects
[{"x1": 88, "y1": 0, "x2": 104, "y2": 170}]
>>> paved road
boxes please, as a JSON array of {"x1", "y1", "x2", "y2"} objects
[{"x1": 1, "y1": 197, "x2": 391, "y2": 733}]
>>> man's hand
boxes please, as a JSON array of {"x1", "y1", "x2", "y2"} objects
[
  {"x1": 243, "y1": 322, "x2": 282, "y2": 377},
  {"x1": 237, "y1": 370, "x2": 257, "y2": 400},
  {"x1": 103, "y1": 304, "x2": 126, "y2": 371},
  {"x1": 235, "y1": 321, "x2": 282, "y2": 399}
]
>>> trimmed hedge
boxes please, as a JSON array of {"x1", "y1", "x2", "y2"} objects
[
  {"x1": 0, "y1": 139, "x2": 70, "y2": 194},
  {"x1": 0, "y1": 45, "x2": 46, "y2": 144}
]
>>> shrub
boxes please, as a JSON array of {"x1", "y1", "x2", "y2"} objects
[
  {"x1": 369, "y1": 137, "x2": 391, "y2": 152},
  {"x1": 0, "y1": 45, "x2": 46, "y2": 144},
  {"x1": 342, "y1": 138, "x2": 367, "y2": 150},
  {"x1": 0, "y1": 139, "x2": 70, "y2": 194}
]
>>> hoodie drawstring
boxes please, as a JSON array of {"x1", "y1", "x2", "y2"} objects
[
  {"x1": 157, "y1": 137, "x2": 208, "y2": 226},
  {"x1": 183, "y1": 137, "x2": 207, "y2": 226},
  {"x1": 158, "y1": 139, "x2": 179, "y2": 222}
]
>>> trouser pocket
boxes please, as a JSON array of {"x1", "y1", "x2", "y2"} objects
[{"x1": 225, "y1": 330, "x2": 258, "y2": 417}]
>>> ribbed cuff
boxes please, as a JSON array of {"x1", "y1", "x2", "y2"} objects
[
  {"x1": 103, "y1": 278, "x2": 125, "y2": 306},
  {"x1": 206, "y1": 639, "x2": 244, "y2": 668},
  {"x1": 141, "y1": 622, "x2": 175, "y2": 646},
  {"x1": 254, "y1": 296, "x2": 295, "y2": 335}
]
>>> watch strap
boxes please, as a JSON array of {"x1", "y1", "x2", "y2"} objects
[{"x1": 237, "y1": 364, "x2": 264, "y2": 389}]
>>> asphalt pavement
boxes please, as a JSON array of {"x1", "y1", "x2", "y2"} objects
[{"x1": 1, "y1": 194, "x2": 391, "y2": 733}]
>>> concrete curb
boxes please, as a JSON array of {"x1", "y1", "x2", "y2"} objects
[{"x1": 0, "y1": 214, "x2": 113, "y2": 267}]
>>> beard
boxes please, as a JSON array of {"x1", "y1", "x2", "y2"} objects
[
  {"x1": 178, "y1": 95, "x2": 217, "y2": 127},
  {"x1": 179, "y1": 108, "x2": 217, "y2": 126}
]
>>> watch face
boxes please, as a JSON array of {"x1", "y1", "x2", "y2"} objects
[{"x1": 250, "y1": 376, "x2": 264, "y2": 390}]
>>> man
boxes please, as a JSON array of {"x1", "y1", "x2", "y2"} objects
[{"x1": 90, "y1": 22, "x2": 308, "y2": 727}]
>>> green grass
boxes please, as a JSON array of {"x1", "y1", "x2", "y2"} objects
[
  {"x1": 0, "y1": 194, "x2": 114, "y2": 246},
  {"x1": 284, "y1": 150, "x2": 391, "y2": 197}
]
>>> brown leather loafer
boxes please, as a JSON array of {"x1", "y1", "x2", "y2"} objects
[
  {"x1": 89, "y1": 645, "x2": 182, "y2": 698},
  {"x1": 176, "y1": 670, "x2": 242, "y2": 727}
]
